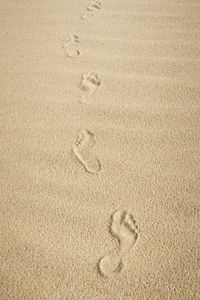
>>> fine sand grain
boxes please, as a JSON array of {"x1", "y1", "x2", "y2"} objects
[{"x1": 0, "y1": 0, "x2": 200, "y2": 299}]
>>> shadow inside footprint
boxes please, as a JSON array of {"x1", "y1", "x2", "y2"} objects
[
  {"x1": 73, "y1": 129, "x2": 101, "y2": 174},
  {"x1": 62, "y1": 35, "x2": 80, "y2": 58},
  {"x1": 87, "y1": 1, "x2": 101, "y2": 11}
]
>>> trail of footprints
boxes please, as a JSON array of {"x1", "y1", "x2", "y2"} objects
[{"x1": 61, "y1": 1, "x2": 140, "y2": 277}]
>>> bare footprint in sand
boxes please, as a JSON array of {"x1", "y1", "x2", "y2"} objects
[
  {"x1": 79, "y1": 73, "x2": 101, "y2": 104},
  {"x1": 98, "y1": 210, "x2": 139, "y2": 277},
  {"x1": 87, "y1": 1, "x2": 101, "y2": 11},
  {"x1": 81, "y1": 1, "x2": 101, "y2": 20},
  {"x1": 73, "y1": 129, "x2": 101, "y2": 174},
  {"x1": 62, "y1": 35, "x2": 80, "y2": 58}
]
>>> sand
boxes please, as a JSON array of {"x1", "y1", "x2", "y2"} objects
[{"x1": 0, "y1": 0, "x2": 200, "y2": 299}]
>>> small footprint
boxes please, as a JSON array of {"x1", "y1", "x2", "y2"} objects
[
  {"x1": 98, "y1": 210, "x2": 139, "y2": 277},
  {"x1": 73, "y1": 129, "x2": 101, "y2": 174},
  {"x1": 79, "y1": 73, "x2": 101, "y2": 104},
  {"x1": 62, "y1": 35, "x2": 80, "y2": 58},
  {"x1": 81, "y1": 1, "x2": 101, "y2": 20}
]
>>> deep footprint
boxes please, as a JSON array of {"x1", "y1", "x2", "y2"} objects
[
  {"x1": 79, "y1": 73, "x2": 101, "y2": 103},
  {"x1": 98, "y1": 210, "x2": 139, "y2": 277},
  {"x1": 73, "y1": 129, "x2": 101, "y2": 174},
  {"x1": 62, "y1": 35, "x2": 80, "y2": 58}
]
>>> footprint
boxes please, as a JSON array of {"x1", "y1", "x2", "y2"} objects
[
  {"x1": 81, "y1": 1, "x2": 101, "y2": 20},
  {"x1": 73, "y1": 129, "x2": 101, "y2": 174},
  {"x1": 79, "y1": 73, "x2": 101, "y2": 104},
  {"x1": 87, "y1": 1, "x2": 101, "y2": 11},
  {"x1": 62, "y1": 35, "x2": 80, "y2": 58},
  {"x1": 110, "y1": 210, "x2": 139, "y2": 255},
  {"x1": 98, "y1": 210, "x2": 139, "y2": 277}
]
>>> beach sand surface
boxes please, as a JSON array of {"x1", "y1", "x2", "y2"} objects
[{"x1": 0, "y1": 0, "x2": 200, "y2": 299}]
